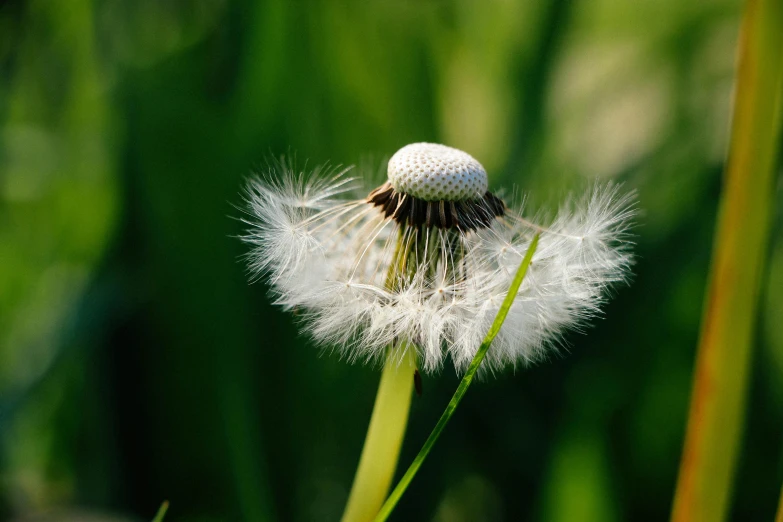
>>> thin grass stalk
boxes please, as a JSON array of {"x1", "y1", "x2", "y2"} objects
[
  {"x1": 776, "y1": 483, "x2": 783, "y2": 522},
  {"x1": 374, "y1": 233, "x2": 540, "y2": 522},
  {"x1": 152, "y1": 501, "x2": 169, "y2": 522},
  {"x1": 670, "y1": 0, "x2": 783, "y2": 520}
]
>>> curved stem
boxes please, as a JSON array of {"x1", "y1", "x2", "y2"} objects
[
  {"x1": 340, "y1": 346, "x2": 416, "y2": 522},
  {"x1": 374, "y1": 233, "x2": 539, "y2": 522}
]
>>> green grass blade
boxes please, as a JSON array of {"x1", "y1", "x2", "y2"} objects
[
  {"x1": 373, "y1": 233, "x2": 540, "y2": 522},
  {"x1": 152, "y1": 501, "x2": 169, "y2": 522},
  {"x1": 670, "y1": 0, "x2": 783, "y2": 520}
]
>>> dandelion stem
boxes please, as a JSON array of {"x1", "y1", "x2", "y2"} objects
[
  {"x1": 373, "y1": 233, "x2": 540, "y2": 522},
  {"x1": 340, "y1": 346, "x2": 416, "y2": 522}
]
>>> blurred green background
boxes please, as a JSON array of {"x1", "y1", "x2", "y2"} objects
[{"x1": 1, "y1": 0, "x2": 781, "y2": 521}]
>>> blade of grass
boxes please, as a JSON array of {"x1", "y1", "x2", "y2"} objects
[
  {"x1": 373, "y1": 233, "x2": 539, "y2": 522},
  {"x1": 776, "y1": 482, "x2": 783, "y2": 522},
  {"x1": 152, "y1": 501, "x2": 169, "y2": 522},
  {"x1": 670, "y1": 0, "x2": 783, "y2": 520}
]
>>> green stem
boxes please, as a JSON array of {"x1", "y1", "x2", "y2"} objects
[
  {"x1": 670, "y1": 0, "x2": 783, "y2": 520},
  {"x1": 151, "y1": 501, "x2": 169, "y2": 522},
  {"x1": 340, "y1": 346, "x2": 416, "y2": 522},
  {"x1": 374, "y1": 233, "x2": 540, "y2": 522}
]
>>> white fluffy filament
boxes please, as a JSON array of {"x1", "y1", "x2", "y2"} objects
[{"x1": 241, "y1": 163, "x2": 635, "y2": 375}]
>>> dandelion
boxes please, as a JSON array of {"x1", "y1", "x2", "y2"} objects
[
  {"x1": 242, "y1": 142, "x2": 634, "y2": 374},
  {"x1": 240, "y1": 142, "x2": 635, "y2": 521}
]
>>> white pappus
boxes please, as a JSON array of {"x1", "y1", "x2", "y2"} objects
[{"x1": 241, "y1": 143, "x2": 635, "y2": 375}]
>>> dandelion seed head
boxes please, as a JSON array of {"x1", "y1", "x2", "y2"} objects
[
  {"x1": 388, "y1": 142, "x2": 488, "y2": 201},
  {"x1": 240, "y1": 146, "x2": 636, "y2": 375}
]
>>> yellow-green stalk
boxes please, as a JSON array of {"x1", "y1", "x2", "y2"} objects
[
  {"x1": 670, "y1": 0, "x2": 783, "y2": 520},
  {"x1": 340, "y1": 347, "x2": 416, "y2": 522},
  {"x1": 374, "y1": 234, "x2": 540, "y2": 522},
  {"x1": 776, "y1": 483, "x2": 783, "y2": 522},
  {"x1": 341, "y1": 227, "x2": 417, "y2": 522}
]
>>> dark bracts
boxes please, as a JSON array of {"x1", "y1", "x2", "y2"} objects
[{"x1": 367, "y1": 182, "x2": 505, "y2": 231}]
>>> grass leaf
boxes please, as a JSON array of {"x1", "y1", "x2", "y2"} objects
[
  {"x1": 670, "y1": 0, "x2": 783, "y2": 520},
  {"x1": 152, "y1": 501, "x2": 170, "y2": 522},
  {"x1": 373, "y1": 233, "x2": 540, "y2": 522}
]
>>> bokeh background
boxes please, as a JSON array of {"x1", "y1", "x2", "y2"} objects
[{"x1": 1, "y1": 0, "x2": 782, "y2": 521}]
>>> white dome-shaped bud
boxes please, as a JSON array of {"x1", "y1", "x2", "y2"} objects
[{"x1": 387, "y1": 143, "x2": 488, "y2": 201}]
